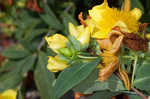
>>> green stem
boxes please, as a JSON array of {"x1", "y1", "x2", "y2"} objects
[
  {"x1": 131, "y1": 55, "x2": 138, "y2": 87},
  {"x1": 77, "y1": 55, "x2": 98, "y2": 59},
  {"x1": 122, "y1": 56, "x2": 134, "y2": 59}
]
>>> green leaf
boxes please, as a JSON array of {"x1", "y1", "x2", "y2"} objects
[
  {"x1": 89, "y1": 38, "x2": 101, "y2": 55},
  {"x1": 0, "y1": 54, "x2": 37, "y2": 92},
  {"x1": 73, "y1": 70, "x2": 125, "y2": 94},
  {"x1": 54, "y1": 58, "x2": 101, "y2": 99},
  {"x1": 34, "y1": 51, "x2": 55, "y2": 99},
  {"x1": 68, "y1": 35, "x2": 81, "y2": 51},
  {"x1": 21, "y1": 54, "x2": 37, "y2": 76},
  {"x1": 24, "y1": 29, "x2": 48, "y2": 42},
  {"x1": 133, "y1": 59, "x2": 150, "y2": 90},
  {"x1": 2, "y1": 48, "x2": 30, "y2": 59},
  {"x1": 19, "y1": 37, "x2": 42, "y2": 52},
  {"x1": 0, "y1": 60, "x2": 19, "y2": 73},
  {"x1": 128, "y1": 94, "x2": 143, "y2": 99},
  {"x1": 90, "y1": 91, "x2": 120, "y2": 99},
  {"x1": 40, "y1": 3, "x2": 63, "y2": 30},
  {"x1": 0, "y1": 69, "x2": 23, "y2": 92}
]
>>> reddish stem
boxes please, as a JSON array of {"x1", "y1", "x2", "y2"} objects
[{"x1": 131, "y1": 87, "x2": 147, "y2": 99}]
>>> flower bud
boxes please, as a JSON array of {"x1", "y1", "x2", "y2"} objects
[
  {"x1": 69, "y1": 23, "x2": 91, "y2": 45},
  {"x1": 47, "y1": 56, "x2": 69, "y2": 72},
  {"x1": 0, "y1": 89, "x2": 17, "y2": 99},
  {"x1": 58, "y1": 48, "x2": 72, "y2": 57},
  {"x1": 45, "y1": 34, "x2": 68, "y2": 53},
  {"x1": 77, "y1": 27, "x2": 90, "y2": 45},
  {"x1": 69, "y1": 22, "x2": 80, "y2": 38}
]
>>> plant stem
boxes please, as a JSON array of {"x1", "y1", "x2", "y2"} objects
[
  {"x1": 131, "y1": 55, "x2": 138, "y2": 86},
  {"x1": 132, "y1": 87, "x2": 147, "y2": 99},
  {"x1": 37, "y1": 30, "x2": 55, "y2": 51},
  {"x1": 77, "y1": 55, "x2": 98, "y2": 59},
  {"x1": 122, "y1": 56, "x2": 134, "y2": 59},
  {"x1": 64, "y1": 3, "x2": 73, "y2": 12}
]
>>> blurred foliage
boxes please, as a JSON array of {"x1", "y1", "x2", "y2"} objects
[{"x1": 0, "y1": 0, "x2": 150, "y2": 99}]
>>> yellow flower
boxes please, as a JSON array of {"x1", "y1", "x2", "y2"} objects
[
  {"x1": 0, "y1": 12, "x2": 6, "y2": 18},
  {"x1": 88, "y1": 0, "x2": 142, "y2": 39},
  {"x1": 17, "y1": 1, "x2": 26, "y2": 7},
  {"x1": 47, "y1": 56, "x2": 69, "y2": 72},
  {"x1": 0, "y1": 89, "x2": 17, "y2": 99},
  {"x1": 69, "y1": 22, "x2": 90, "y2": 45},
  {"x1": 146, "y1": 33, "x2": 150, "y2": 39},
  {"x1": 45, "y1": 34, "x2": 68, "y2": 53}
]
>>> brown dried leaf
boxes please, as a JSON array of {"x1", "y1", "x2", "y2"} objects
[
  {"x1": 139, "y1": 23, "x2": 149, "y2": 33},
  {"x1": 123, "y1": 33, "x2": 148, "y2": 51},
  {"x1": 26, "y1": 0, "x2": 43, "y2": 13}
]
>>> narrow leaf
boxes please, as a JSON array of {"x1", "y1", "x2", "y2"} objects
[
  {"x1": 2, "y1": 48, "x2": 30, "y2": 59},
  {"x1": 131, "y1": 0, "x2": 144, "y2": 12},
  {"x1": 34, "y1": 51, "x2": 55, "y2": 99},
  {"x1": 40, "y1": 3, "x2": 62, "y2": 30}
]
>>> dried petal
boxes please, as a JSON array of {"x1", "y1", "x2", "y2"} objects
[
  {"x1": 119, "y1": 66, "x2": 131, "y2": 90},
  {"x1": 78, "y1": 12, "x2": 86, "y2": 27},
  {"x1": 101, "y1": 52, "x2": 117, "y2": 66},
  {"x1": 109, "y1": 36, "x2": 124, "y2": 54},
  {"x1": 99, "y1": 59, "x2": 120, "y2": 82},
  {"x1": 97, "y1": 39, "x2": 112, "y2": 50},
  {"x1": 108, "y1": 28, "x2": 124, "y2": 54},
  {"x1": 139, "y1": 23, "x2": 149, "y2": 33}
]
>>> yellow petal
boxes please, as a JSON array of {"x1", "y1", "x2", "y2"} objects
[
  {"x1": 77, "y1": 27, "x2": 90, "y2": 45},
  {"x1": 88, "y1": 0, "x2": 141, "y2": 39},
  {"x1": 146, "y1": 33, "x2": 150, "y2": 39},
  {"x1": 47, "y1": 56, "x2": 69, "y2": 72},
  {"x1": 122, "y1": 0, "x2": 131, "y2": 12},
  {"x1": 17, "y1": 1, "x2": 26, "y2": 7},
  {"x1": 69, "y1": 22, "x2": 80, "y2": 38},
  {"x1": 113, "y1": 21, "x2": 131, "y2": 33},
  {"x1": 130, "y1": 8, "x2": 142, "y2": 20},
  {"x1": 88, "y1": 1, "x2": 109, "y2": 23},
  {"x1": 92, "y1": 31, "x2": 108, "y2": 39},
  {"x1": 85, "y1": 19, "x2": 100, "y2": 33},
  {"x1": 69, "y1": 22, "x2": 91, "y2": 45},
  {"x1": 45, "y1": 34, "x2": 68, "y2": 53},
  {"x1": 0, "y1": 89, "x2": 17, "y2": 99}
]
